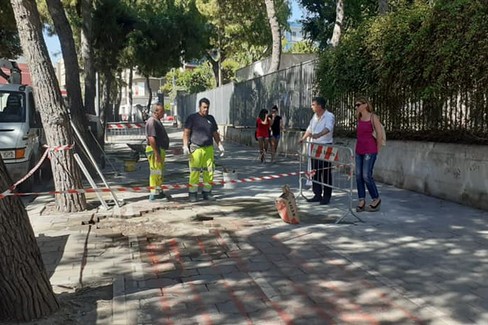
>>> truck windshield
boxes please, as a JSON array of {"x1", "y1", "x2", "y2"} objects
[{"x1": 0, "y1": 91, "x2": 26, "y2": 123}]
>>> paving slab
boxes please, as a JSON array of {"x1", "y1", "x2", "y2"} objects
[{"x1": 22, "y1": 127, "x2": 488, "y2": 324}]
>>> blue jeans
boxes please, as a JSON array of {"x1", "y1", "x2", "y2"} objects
[{"x1": 355, "y1": 154, "x2": 379, "y2": 200}]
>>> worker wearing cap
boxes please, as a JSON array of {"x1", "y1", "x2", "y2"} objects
[
  {"x1": 145, "y1": 102, "x2": 170, "y2": 201},
  {"x1": 183, "y1": 97, "x2": 224, "y2": 202}
]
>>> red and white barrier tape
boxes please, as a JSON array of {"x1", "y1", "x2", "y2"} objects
[
  {"x1": 107, "y1": 123, "x2": 145, "y2": 129},
  {"x1": 5, "y1": 144, "x2": 74, "y2": 193},
  {"x1": 44, "y1": 144, "x2": 75, "y2": 152},
  {"x1": 7, "y1": 148, "x2": 50, "y2": 192},
  {"x1": 0, "y1": 170, "x2": 314, "y2": 199}
]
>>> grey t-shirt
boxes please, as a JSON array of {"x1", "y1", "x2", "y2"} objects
[
  {"x1": 145, "y1": 116, "x2": 169, "y2": 150},
  {"x1": 184, "y1": 113, "x2": 218, "y2": 147}
]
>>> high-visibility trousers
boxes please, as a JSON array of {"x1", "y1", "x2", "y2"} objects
[
  {"x1": 146, "y1": 146, "x2": 166, "y2": 195},
  {"x1": 188, "y1": 145, "x2": 214, "y2": 193}
]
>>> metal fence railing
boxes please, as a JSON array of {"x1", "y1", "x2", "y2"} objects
[
  {"x1": 230, "y1": 60, "x2": 317, "y2": 129},
  {"x1": 176, "y1": 60, "x2": 318, "y2": 130},
  {"x1": 176, "y1": 83, "x2": 235, "y2": 126},
  {"x1": 330, "y1": 89, "x2": 488, "y2": 140},
  {"x1": 176, "y1": 60, "x2": 488, "y2": 144}
]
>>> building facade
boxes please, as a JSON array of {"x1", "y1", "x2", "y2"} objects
[{"x1": 284, "y1": 21, "x2": 305, "y2": 51}]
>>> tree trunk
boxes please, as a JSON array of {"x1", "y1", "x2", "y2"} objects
[
  {"x1": 80, "y1": 0, "x2": 104, "y2": 155},
  {"x1": 146, "y1": 75, "x2": 152, "y2": 113},
  {"x1": 115, "y1": 71, "x2": 122, "y2": 121},
  {"x1": 100, "y1": 71, "x2": 113, "y2": 126},
  {"x1": 207, "y1": 52, "x2": 227, "y2": 87},
  {"x1": 81, "y1": 0, "x2": 96, "y2": 116},
  {"x1": 265, "y1": 0, "x2": 281, "y2": 73},
  {"x1": 128, "y1": 67, "x2": 133, "y2": 122},
  {"x1": 331, "y1": 0, "x2": 344, "y2": 47},
  {"x1": 379, "y1": 0, "x2": 389, "y2": 15},
  {"x1": 46, "y1": 0, "x2": 84, "y2": 121},
  {"x1": 208, "y1": 55, "x2": 220, "y2": 87},
  {"x1": 0, "y1": 158, "x2": 59, "y2": 322},
  {"x1": 46, "y1": 0, "x2": 102, "y2": 168},
  {"x1": 10, "y1": 0, "x2": 87, "y2": 212}
]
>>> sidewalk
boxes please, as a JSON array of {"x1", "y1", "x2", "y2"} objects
[{"x1": 25, "y1": 128, "x2": 488, "y2": 325}]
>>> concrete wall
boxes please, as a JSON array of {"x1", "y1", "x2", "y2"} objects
[
  {"x1": 235, "y1": 54, "x2": 317, "y2": 81},
  {"x1": 223, "y1": 126, "x2": 488, "y2": 211}
]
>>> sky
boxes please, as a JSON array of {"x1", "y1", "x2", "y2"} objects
[
  {"x1": 291, "y1": 0, "x2": 304, "y2": 21},
  {"x1": 44, "y1": 0, "x2": 305, "y2": 63}
]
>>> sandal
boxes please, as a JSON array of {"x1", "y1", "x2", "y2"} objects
[
  {"x1": 367, "y1": 199, "x2": 381, "y2": 212},
  {"x1": 356, "y1": 199, "x2": 366, "y2": 212}
]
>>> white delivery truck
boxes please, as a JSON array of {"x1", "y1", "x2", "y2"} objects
[{"x1": 0, "y1": 59, "x2": 46, "y2": 191}]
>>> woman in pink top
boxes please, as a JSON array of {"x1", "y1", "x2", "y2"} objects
[{"x1": 355, "y1": 97, "x2": 384, "y2": 212}]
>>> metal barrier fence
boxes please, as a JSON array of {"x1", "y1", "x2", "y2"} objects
[
  {"x1": 298, "y1": 141, "x2": 362, "y2": 224},
  {"x1": 176, "y1": 60, "x2": 318, "y2": 130},
  {"x1": 231, "y1": 60, "x2": 317, "y2": 129},
  {"x1": 176, "y1": 83, "x2": 235, "y2": 126},
  {"x1": 176, "y1": 59, "x2": 488, "y2": 144},
  {"x1": 105, "y1": 122, "x2": 146, "y2": 144}
]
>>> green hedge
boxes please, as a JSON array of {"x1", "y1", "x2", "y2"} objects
[{"x1": 318, "y1": 0, "x2": 488, "y2": 144}]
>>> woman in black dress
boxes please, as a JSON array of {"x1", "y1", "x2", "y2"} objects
[{"x1": 269, "y1": 105, "x2": 283, "y2": 163}]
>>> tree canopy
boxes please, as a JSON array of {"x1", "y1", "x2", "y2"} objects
[
  {"x1": 128, "y1": 0, "x2": 209, "y2": 79},
  {"x1": 91, "y1": 0, "x2": 137, "y2": 75},
  {"x1": 298, "y1": 0, "x2": 378, "y2": 48},
  {"x1": 284, "y1": 39, "x2": 318, "y2": 53},
  {"x1": 0, "y1": 0, "x2": 22, "y2": 58},
  {"x1": 316, "y1": 0, "x2": 488, "y2": 143},
  {"x1": 196, "y1": 0, "x2": 290, "y2": 84},
  {"x1": 162, "y1": 63, "x2": 216, "y2": 96}
]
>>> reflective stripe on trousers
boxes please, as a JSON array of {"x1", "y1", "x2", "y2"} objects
[
  {"x1": 188, "y1": 145, "x2": 214, "y2": 193},
  {"x1": 146, "y1": 146, "x2": 166, "y2": 195}
]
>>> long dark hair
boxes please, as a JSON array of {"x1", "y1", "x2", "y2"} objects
[{"x1": 258, "y1": 109, "x2": 268, "y2": 121}]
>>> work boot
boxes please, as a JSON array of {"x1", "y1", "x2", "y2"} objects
[
  {"x1": 158, "y1": 191, "x2": 172, "y2": 201},
  {"x1": 189, "y1": 192, "x2": 197, "y2": 202},
  {"x1": 202, "y1": 191, "x2": 216, "y2": 201}
]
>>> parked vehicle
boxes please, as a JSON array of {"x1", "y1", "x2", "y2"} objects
[{"x1": 0, "y1": 59, "x2": 47, "y2": 191}]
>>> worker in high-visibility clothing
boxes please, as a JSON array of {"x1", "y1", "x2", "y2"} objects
[
  {"x1": 182, "y1": 97, "x2": 224, "y2": 202},
  {"x1": 145, "y1": 102, "x2": 170, "y2": 201}
]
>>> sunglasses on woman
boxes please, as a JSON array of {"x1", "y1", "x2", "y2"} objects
[{"x1": 355, "y1": 103, "x2": 363, "y2": 107}]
